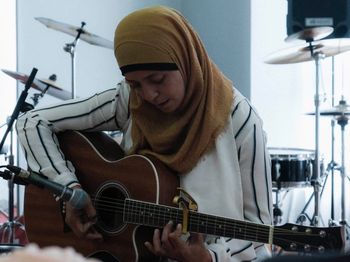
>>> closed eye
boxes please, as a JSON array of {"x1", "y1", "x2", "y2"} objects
[{"x1": 148, "y1": 74, "x2": 165, "y2": 84}]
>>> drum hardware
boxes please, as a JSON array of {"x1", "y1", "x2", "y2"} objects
[
  {"x1": 1, "y1": 69, "x2": 71, "y2": 101},
  {"x1": 263, "y1": 38, "x2": 350, "y2": 64},
  {"x1": 269, "y1": 147, "x2": 319, "y2": 189},
  {"x1": 0, "y1": 68, "x2": 37, "y2": 248},
  {"x1": 35, "y1": 17, "x2": 113, "y2": 99},
  {"x1": 273, "y1": 188, "x2": 283, "y2": 225},
  {"x1": 264, "y1": 28, "x2": 350, "y2": 226},
  {"x1": 284, "y1": 26, "x2": 334, "y2": 43},
  {"x1": 307, "y1": 98, "x2": 350, "y2": 226},
  {"x1": 333, "y1": 101, "x2": 349, "y2": 226},
  {"x1": 296, "y1": 165, "x2": 331, "y2": 227}
]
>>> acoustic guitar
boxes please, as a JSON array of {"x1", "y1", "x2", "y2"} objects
[{"x1": 24, "y1": 131, "x2": 344, "y2": 261}]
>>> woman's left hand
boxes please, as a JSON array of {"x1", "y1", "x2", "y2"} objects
[{"x1": 144, "y1": 221, "x2": 212, "y2": 262}]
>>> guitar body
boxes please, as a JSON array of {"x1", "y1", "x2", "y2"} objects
[{"x1": 24, "y1": 131, "x2": 179, "y2": 262}]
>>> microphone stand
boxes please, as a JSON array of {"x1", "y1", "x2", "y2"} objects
[
  {"x1": 0, "y1": 68, "x2": 37, "y2": 245},
  {"x1": 63, "y1": 22, "x2": 85, "y2": 99}
]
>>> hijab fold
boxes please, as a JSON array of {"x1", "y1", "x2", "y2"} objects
[{"x1": 114, "y1": 6, "x2": 233, "y2": 173}]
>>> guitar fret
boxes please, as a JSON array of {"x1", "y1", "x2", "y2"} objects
[
  {"x1": 189, "y1": 212, "x2": 270, "y2": 243},
  {"x1": 125, "y1": 199, "x2": 271, "y2": 244}
]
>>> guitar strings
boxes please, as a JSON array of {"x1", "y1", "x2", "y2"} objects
[{"x1": 82, "y1": 193, "x2": 332, "y2": 250}]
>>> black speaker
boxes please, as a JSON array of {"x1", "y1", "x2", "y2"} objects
[{"x1": 287, "y1": 0, "x2": 350, "y2": 38}]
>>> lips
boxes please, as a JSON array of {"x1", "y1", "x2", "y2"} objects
[{"x1": 156, "y1": 99, "x2": 169, "y2": 107}]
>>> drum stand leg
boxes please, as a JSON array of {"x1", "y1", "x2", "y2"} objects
[
  {"x1": 273, "y1": 189, "x2": 283, "y2": 225},
  {"x1": 0, "y1": 127, "x2": 24, "y2": 246},
  {"x1": 272, "y1": 188, "x2": 284, "y2": 256},
  {"x1": 296, "y1": 172, "x2": 329, "y2": 226}
]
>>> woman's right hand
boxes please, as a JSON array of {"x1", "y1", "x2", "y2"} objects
[{"x1": 64, "y1": 187, "x2": 103, "y2": 241}]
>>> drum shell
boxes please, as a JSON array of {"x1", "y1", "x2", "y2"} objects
[{"x1": 269, "y1": 148, "x2": 322, "y2": 188}]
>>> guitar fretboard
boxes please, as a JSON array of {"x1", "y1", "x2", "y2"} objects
[{"x1": 123, "y1": 198, "x2": 271, "y2": 243}]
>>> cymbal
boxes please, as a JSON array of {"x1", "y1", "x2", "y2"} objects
[
  {"x1": 1, "y1": 69, "x2": 72, "y2": 100},
  {"x1": 35, "y1": 17, "x2": 113, "y2": 50},
  {"x1": 306, "y1": 100, "x2": 350, "y2": 117},
  {"x1": 264, "y1": 38, "x2": 350, "y2": 64},
  {"x1": 285, "y1": 27, "x2": 334, "y2": 43},
  {"x1": 38, "y1": 78, "x2": 62, "y2": 90}
]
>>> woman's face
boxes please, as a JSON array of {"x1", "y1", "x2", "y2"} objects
[{"x1": 124, "y1": 70, "x2": 185, "y2": 113}]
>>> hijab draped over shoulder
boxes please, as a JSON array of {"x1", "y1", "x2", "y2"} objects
[{"x1": 114, "y1": 6, "x2": 233, "y2": 174}]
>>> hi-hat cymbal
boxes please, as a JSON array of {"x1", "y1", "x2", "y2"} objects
[
  {"x1": 1, "y1": 69, "x2": 72, "y2": 100},
  {"x1": 285, "y1": 27, "x2": 334, "y2": 43},
  {"x1": 264, "y1": 38, "x2": 350, "y2": 64},
  {"x1": 306, "y1": 100, "x2": 350, "y2": 117},
  {"x1": 35, "y1": 17, "x2": 113, "y2": 50}
]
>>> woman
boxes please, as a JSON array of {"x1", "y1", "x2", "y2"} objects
[{"x1": 16, "y1": 6, "x2": 272, "y2": 261}]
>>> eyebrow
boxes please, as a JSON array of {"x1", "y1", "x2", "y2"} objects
[{"x1": 125, "y1": 72, "x2": 163, "y2": 82}]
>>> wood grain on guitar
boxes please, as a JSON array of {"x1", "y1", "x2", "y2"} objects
[{"x1": 23, "y1": 131, "x2": 344, "y2": 262}]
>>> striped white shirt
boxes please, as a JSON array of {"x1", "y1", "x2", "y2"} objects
[{"x1": 16, "y1": 80, "x2": 272, "y2": 261}]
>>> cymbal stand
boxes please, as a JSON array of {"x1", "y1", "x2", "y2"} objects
[
  {"x1": 31, "y1": 74, "x2": 57, "y2": 106},
  {"x1": 329, "y1": 56, "x2": 337, "y2": 224},
  {"x1": 336, "y1": 108, "x2": 348, "y2": 225},
  {"x1": 0, "y1": 120, "x2": 20, "y2": 244},
  {"x1": 63, "y1": 21, "x2": 86, "y2": 99},
  {"x1": 309, "y1": 41, "x2": 325, "y2": 226},
  {"x1": 0, "y1": 68, "x2": 37, "y2": 245}
]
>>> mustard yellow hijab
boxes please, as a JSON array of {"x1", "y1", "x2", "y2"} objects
[{"x1": 114, "y1": 6, "x2": 233, "y2": 173}]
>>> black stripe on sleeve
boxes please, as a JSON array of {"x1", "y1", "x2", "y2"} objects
[
  {"x1": 36, "y1": 120, "x2": 61, "y2": 175},
  {"x1": 264, "y1": 148, "x2": 272, "y2": 216},
  {"x1": 235, "y1": 103, "x2": 252, "y2": 139},
  {"x1": 212, "y1": 250, "x2": 218, "y2": 262},
  {"x1": 23, "y1": 118, "x2": 42, "y2": 171},
  {"x1": 230, "y1": 242, "x2": 253, "y2": 257},
  {"x1": 52, "y1": 131, "x2": 73, "y2": 173},
  {"x1": 50, "y1": 99, "x2": 115, "y2": 123},
  {"x1": 254, "y1": 244, "x2": 264, "y2": 250},
  {"x1": 33, "y1": 95, "x2": 97, "y2": 113},
  {"x1": 251, "y1": 124, "x2": 263, "y2": 223},
  {"x1": 33, "y1": 88, "x2": 116, "y2": 117},
  {"x1": 82, "y1": 116, "x2": 117, "y2": 131},
  {"x1": 231, "y1": 100, "x2": 243, "y2": 118}
]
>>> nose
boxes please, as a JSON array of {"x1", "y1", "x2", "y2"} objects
[{"x1": 140, "y1": 86, "x2": 159, "y2": 103}]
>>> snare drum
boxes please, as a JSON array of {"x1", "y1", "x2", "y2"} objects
[{"x1": 269, "y1": 147, "x2": 321, "y2": 188}]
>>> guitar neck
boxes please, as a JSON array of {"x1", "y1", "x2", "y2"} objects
[{"x1": 124, "y1": 199, "x2": 271, "y2": 244}]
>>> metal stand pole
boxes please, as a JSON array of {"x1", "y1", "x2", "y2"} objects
[
  {"x1": 0, "y1": 68, "x2": 37, "y2": 245},
  {"x1": 311, "y1": 50, "x2": 325, "y2": 226},
  {"x1": 63, "y1": 22, "x2": 86, "y2": 99},
  {"x1": 337, "y1": 115, "x2": 348, "y2": 224}
]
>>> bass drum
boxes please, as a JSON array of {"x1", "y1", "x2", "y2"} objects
[{"x1": 269, "y1": 147, "x2": 323, "y2": 189}]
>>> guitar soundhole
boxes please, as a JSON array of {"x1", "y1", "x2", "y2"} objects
[{"x1": 94, "y1": 182, "x2": 128, "y2": 235}]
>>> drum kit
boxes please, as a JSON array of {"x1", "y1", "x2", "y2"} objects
[
  {"x1": 0, "y1": 17, "x2": 112, "y2": 251},
  {"x1": 264, "y1": 27, "x2": 350, "y2": 227}
]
